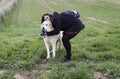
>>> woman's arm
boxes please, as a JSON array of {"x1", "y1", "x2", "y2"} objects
[{"x1": 46, "y1": 16, "x2": 61, "y2": 36}]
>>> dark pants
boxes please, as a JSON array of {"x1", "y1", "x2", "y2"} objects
[{"x1": 62, "y1": 25, "x2": 82, "y2": 59}]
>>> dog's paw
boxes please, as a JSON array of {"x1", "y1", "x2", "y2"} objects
[
  {"x1": 46, "y1": 56, "x2": 50, "y2": 59},
  {"x1": 52, "y1": 56, "x2": 55, "y2": 58},
  {"x1": 50, "y1": 50, "x2": 53, "y2": 53}
]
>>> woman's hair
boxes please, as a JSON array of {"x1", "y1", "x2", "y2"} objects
[
  {"x1": 41, "y1": 13, "x2": 53, "y2": 24},
  {"x1": 53, "y1": 11, "x2": 59, "y2": 17}
]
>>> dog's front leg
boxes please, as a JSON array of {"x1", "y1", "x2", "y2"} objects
[
  {"x1": 52, "y1": 43, "x2": 56, "y2": 58},
  {"x1": 44, "y1": 40, "x2": 50, "y2": 59}
]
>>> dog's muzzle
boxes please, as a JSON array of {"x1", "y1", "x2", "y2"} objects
[
  {"x1": 40, "y1": 27, "x2": 47, "y2": 36},
  {"x1": 42, "y1": 27, "x2": 45, "y2": 31}
]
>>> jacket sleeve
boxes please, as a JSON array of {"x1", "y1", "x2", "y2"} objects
[{"x1": 46, "y1": 16, "x2": 61, "y2": 36}]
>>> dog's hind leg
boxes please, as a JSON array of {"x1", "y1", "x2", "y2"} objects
[
  {"x1": 57, "y1": 31, "x2": 63, "y2": 49},
  {"x1": 59, "y1": 38, "x2": 62, "y2": 49},
  {"x1": 44, "y1": 40, "x2": 50, "y2": 59},
  {"x1": 52, "y1": 43, "x2": 56, "y2": 58},
  {"x1": 50, "y1": 50, "x2": 53, "y2": 53}
]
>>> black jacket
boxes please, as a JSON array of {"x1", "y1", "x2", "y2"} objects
[{"x1": 47, "y1": 13, "x2": 84, "y2": 36}]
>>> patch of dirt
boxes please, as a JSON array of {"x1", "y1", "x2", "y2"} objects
[
  {"x1": 0, "y1": 70, "x2": 5, "y2": 75},
  {"x1": 14, "y1": 61, "x2": 50, "y2": 79},
  {"x1": 14, "y1": 74, "x2": 28, "y2": 79},
  {"x1": 94, "y1": 72, "x2": 109, "y2": 79}
]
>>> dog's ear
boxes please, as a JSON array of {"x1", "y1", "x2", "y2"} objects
[
  {"x1": 41, "y1": 13, "x2": 49, "y2": 24},
  {"x1": 45, "y1": 16, "x2": 50, "y2": 20},
  {"x1": 41, "y1": 13, "x2": 53, "y2": 24}
]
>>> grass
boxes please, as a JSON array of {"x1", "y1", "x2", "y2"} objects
[{"x1": 0, "y1": 0, "x2": 120, "y2": 79}]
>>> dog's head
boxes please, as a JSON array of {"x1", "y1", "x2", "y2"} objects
[{"x1": 41, "y1": 20, "x2": 54, "y2": 32}]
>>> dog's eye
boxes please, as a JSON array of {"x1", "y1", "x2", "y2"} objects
[{"x1": 46, "y1": 24, "x2": 48, "y2": 26}]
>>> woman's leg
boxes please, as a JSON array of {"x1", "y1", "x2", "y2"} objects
[
  {"x1": 62, "y1": 28, "x2": 80, "y2": 62},
  {"x1": 62, "y1": 34, "x2": 72, "y2": 60}
]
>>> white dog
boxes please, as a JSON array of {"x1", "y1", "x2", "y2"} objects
[{"x1": 41, "y1": 20, "x2": 62, "y2": 59}]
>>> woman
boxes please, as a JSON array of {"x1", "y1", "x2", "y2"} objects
[{"x1": 41, "y1": 10, "x2": 85, "y2": 62}]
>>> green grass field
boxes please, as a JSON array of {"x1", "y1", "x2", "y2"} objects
[{"x1": 0, "y1": 0, "x2": 120, "y2": 79}]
